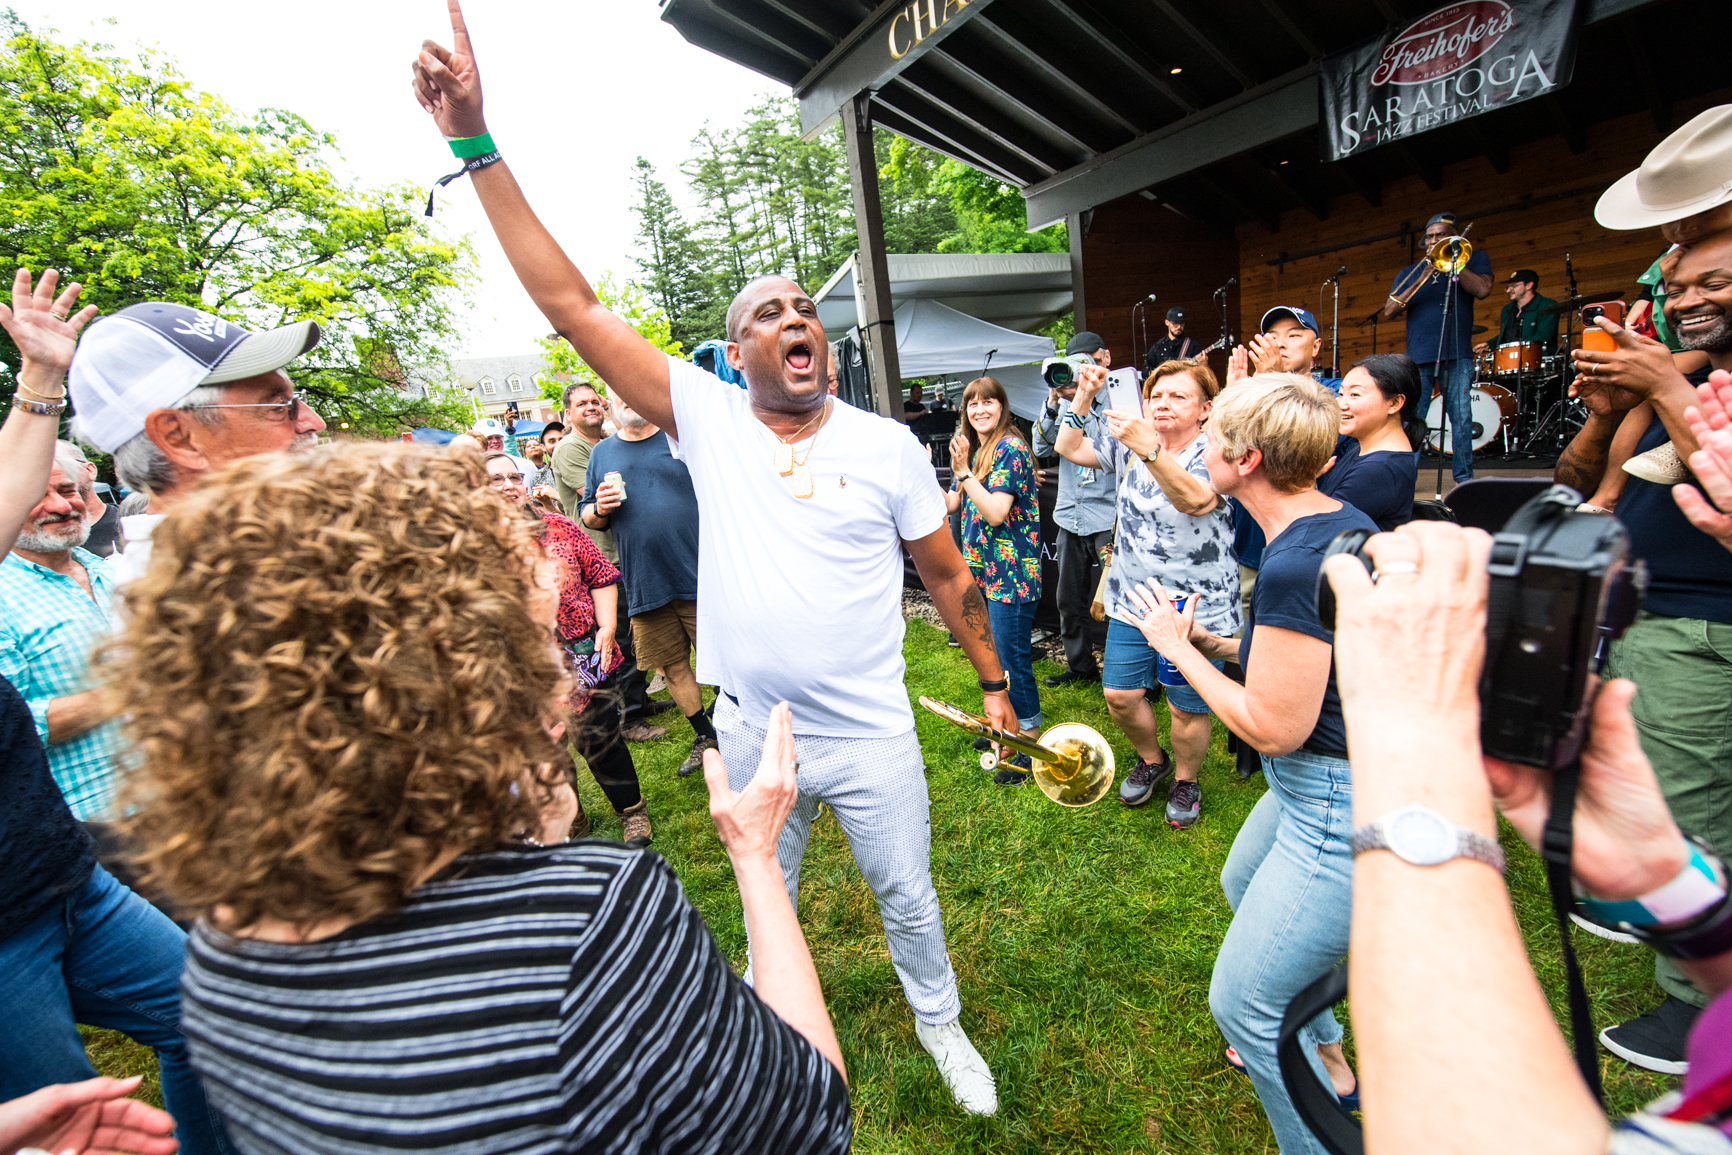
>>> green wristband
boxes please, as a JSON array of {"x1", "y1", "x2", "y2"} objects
[{"x1": 448, "y1": 132, "x2": 496, "y2": 159}]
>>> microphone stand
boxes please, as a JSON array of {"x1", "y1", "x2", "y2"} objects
[
  {"x1": 1431, "y1": 255, "x2": 1460, "y2": 500},
  {"x1": 1325, "y1": 266, "x2": 1346, "y2": 376},
  {"x1": 1213, "y1": 278, "x2": 1235, "y2": 355}
]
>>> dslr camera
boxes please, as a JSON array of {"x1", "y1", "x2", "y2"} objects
[
  {"x1": 1315, "y1": 486, "x2": 1644, "y2": 769},
  {"x1": 1041, "y1": 353, "x2": 1096, "y2": 389}
]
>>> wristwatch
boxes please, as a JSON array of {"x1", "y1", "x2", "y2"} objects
[
  {"x1": 1143, "y1": 445, "x2": 1160, "y2": 464},
  {"x1": 1351, "y1": 803, "x2": 1506, "y2": 872},
  {"x1": 14, "y1": 395, "x2": 65, "y2": 416}
]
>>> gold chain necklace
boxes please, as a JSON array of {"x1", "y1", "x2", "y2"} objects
[{"x1": 774, "y1": 401, "x2": 830, "y2": 499}]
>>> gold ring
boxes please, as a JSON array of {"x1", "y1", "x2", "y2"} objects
[{"x1": 48, "y1": 310, "x2": 67, "y2": 321}]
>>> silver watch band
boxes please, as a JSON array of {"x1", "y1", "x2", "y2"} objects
[{"x1": 1351, "y1": 805, "x2": 1507, "y2": 873}]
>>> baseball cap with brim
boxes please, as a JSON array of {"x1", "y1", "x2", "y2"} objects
[
  {"x1": 68, "y1": 302, "x2": 319, "y2": 453},
  {"x1": 1503, "y1": 269, "x2": 1540, "y2": 285},
  {"x1": 470, "y1": 417, "x2": 506, "y2": 436},
  {"x1": 1261, "y1": 306, "x2": 1320, "y2": 335},
  {"x1": 1167, "y1": 306, "x2": 1188, "y2": 323},
  {"x1": 1065, "y1": 331, "x2": 1106, "y2": 356},
  {"x1": 1596, "y1": 105, "x2": 1732, "y2": 230}
]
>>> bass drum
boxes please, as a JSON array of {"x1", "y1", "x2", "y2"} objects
[{"x1": 1427, "y1": 383, "x2": 1515, "y2": 452}]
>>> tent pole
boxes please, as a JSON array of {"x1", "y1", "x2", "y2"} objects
[{"x1": 843, "y1": 92, "x2": 903, "y2": 421}]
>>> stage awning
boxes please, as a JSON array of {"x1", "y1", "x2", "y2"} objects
[{"x1": 813, "y1": 251, "x2": 1072, "y2": 337}]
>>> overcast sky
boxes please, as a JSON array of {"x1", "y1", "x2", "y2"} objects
[{"x1": 25, "y1": 2, "x2": 783, "y2": 358}]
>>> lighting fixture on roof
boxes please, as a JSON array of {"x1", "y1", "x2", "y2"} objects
[{"x1": 1169, "y1": 66, "x2": 1182, "y2": 74}]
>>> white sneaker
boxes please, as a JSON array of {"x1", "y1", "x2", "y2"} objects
[
  {"x1": 916, "y1": 1017, "x2": 998, "y2": 1116},
  {"x1": 647, "y1": 671, "x2": 668, "y2": 695},
  {"x1": 1571, "y1": 911, "x2": 1642, "y2": 945},
  {"x1": 1624, "y1": 441, "x2": 1691, "y2": 485}
]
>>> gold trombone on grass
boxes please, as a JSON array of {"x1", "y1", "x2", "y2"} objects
[{"x1": 918, "y1": 696, "x2": 1115, "y2": 807}]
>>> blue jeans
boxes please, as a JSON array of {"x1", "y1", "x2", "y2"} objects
[
  {"x1": 986, "y1": 596, "x2": 1041, "y2": 729},
  {"x1": 1417, "y1": 356, "x2": 1476, "y2": 481},
  {"x1": 0, "y1": 866, "x2": 231, "y2": 1155},
  {"x1": 1211, "y1": 750, "x2": 1354, "y2": 1155}
]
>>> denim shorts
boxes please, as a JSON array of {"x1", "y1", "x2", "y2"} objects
[{"x1": 1102, "y1": 617, "x2": 1223, "y2": 715}]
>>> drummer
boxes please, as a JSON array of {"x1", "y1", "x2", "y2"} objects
[{"x1": 1473, "y1": 269, "x2": 1558, "y2": 358}]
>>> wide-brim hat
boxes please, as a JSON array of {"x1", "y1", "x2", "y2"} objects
[{"x1": 1596, "y1": 105, "x2": 1732, "y2": 230}]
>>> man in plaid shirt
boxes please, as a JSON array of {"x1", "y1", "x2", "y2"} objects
[{"x1": 0, "y1": 442, "x2": 121, "y2": 819}]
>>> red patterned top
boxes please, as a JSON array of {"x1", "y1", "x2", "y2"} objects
[{"x1": 538, "y1": 513, "x2": 623, "y2": 707}]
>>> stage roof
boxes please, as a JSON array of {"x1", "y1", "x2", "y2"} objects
[
  {"x1": 661, "y1": 0, "x2": 1715, "y2": 234},
  {"x1": 812, "y1": 251, "x2": 1072, "y2": 335}
]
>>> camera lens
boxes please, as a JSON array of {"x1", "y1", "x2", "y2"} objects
[
  {"x1": 1313, "y1": 528, "x2": 1375, "y2": 631},
  {"x1": 1582, "y1": 305, "x2": 1605, "y2": 325}
]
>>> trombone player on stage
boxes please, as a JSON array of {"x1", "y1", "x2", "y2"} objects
[{"x1": 1384, "y1": 211, "x2": 1493, "y2": 482}]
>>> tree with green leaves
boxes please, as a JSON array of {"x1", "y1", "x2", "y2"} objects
[
  {"x1": 534, "y1": 272, "x2": 683, "y2": 407},
  {"x1": 0, "y1": 16, "x2": 478, "y2": 437},
  {"x1": 630, "y1": 157, "x2": 710, "y2": 353}
]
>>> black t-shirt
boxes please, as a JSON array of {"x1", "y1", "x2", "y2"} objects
[
  {"x1": 1238, "y1": 503, "x2": 1379, "y2": 758},
  {"x1": 1145, "y1": 334, "x2": 1199, "y2": 370},
  {"x1": 1618, "y1": 374, "x2": 1732, "y2": 624},
  {"x1": 1317, "y1": 435, "x2": 1417, "y2": 531},
  {"x1": 584, "y1": 431, "x2": 700, "y2": 617},
  {"x1": 0, "y1": 673, "x2": 95, "y2": 944}
]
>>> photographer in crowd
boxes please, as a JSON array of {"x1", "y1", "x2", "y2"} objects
[
  {"x1": 1559, "y1": 232, "x2": 1732, "y2": 1071},
  {"x1": 1121, "y1": 373, "x2": 1372, "y2": 1152},
  {"x1": 111, "y1": 442, "x2": 851, "y2": 1154},
  {"x1": 1326, "y1": 516, "x2": 1732, "y2": 1154}
]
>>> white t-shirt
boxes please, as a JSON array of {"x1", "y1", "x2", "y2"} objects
[{"x1": 666, "y1": 356, "x2": 946, "y2": 738}]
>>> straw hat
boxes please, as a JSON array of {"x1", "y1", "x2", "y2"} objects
[{"x1": 1596, "y1": 105, "x2": 1732, "y2": 230}]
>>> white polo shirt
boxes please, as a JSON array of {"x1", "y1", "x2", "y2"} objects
[{"x1": 666, "y1": 356, "x2": 946, "y2": 738}]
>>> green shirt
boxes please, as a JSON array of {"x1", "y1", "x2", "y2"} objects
[
  {"x1": 550, "y1": 431, "x2": 617, "y2": 564},
  {"x1": 1491, "y1": 293, "x2": 1559, "y2": 354}
]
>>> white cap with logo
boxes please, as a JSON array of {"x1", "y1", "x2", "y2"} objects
[{"x1": 67, "y1": 302, "x2": 320, "y2": 453}]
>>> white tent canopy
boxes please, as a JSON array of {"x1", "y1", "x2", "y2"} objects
[
  {"x1": 880, "y1": 298, "x2": 1054, "y2": 421},
  {"x1": 814, "y1": 251, "x2": 1072, "y2": 336}
]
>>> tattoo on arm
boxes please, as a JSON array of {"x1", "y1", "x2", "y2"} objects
[
  {"x1": 1554, "y1": 418, "x2": 1618, "y2": 496},
  {"x1": 960, "y1": 583, "x2": 994, "y2": 648}
]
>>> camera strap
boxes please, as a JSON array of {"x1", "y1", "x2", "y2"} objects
[{"x1": 1541, "y1": 763, "x2": 1606, "y2": 1105}]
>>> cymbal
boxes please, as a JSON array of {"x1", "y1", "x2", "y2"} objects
[
  {"x1": 1472, "y1": 325, "x2": 1488, "y2": 334},
  {"x1": 1537, "y1": 290, "x2": 1626, "y2": 318}
]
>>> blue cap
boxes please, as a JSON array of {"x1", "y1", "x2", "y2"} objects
[{"x1": 1260, "y1": 306, "x2": 1320, "y2": 335}]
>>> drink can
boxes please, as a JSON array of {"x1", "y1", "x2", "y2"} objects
[
  {"x1": 1154, "y1": 596, "x2": 1188, "y2": 689},
  {"x1": 605, "y1": 470, "x2": 625, "y2": 502}
]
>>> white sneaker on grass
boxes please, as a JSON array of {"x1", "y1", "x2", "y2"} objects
[{"x1": 916, "y1": 1017, "x2": 998, "y2": 1116}]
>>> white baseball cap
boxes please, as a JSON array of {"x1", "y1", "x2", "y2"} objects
[
  {"x1": 68, "y1": 302, "x2": 320, "y2": 453},
  {"x1": 469, "y1": 417, "x2": 506, "y2": 436}
]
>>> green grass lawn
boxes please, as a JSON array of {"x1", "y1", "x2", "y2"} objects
[{"x1": 86, "y1": 615, "x2": 1675, "y2": 1152}]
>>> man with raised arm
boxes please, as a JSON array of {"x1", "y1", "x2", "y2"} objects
[{"x1": 411, "y1": 2, "x2": 1009, "y2": 1115}]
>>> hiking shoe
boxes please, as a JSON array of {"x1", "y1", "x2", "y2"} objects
[
  {"x1": 973, "y1": 737, "x2": 994, "y2": 753},
  {"x1": 1166, "y1": 779, "x2": 1202, "y2": 828},
  {"x1": 621, "y1": 722, "x2": 669, "y2": 743},
  {"x1": 1044, "y1": 670, "x2": 1099, "y2": 687},
  {"x1": 1600, "y1": 995, "x2": 1698, "y2": 1074},
  {"x1": 1118, "y1": 748, "x2": 1173, "y2": 807},
  {"x1": 620, "y1": 800, "x2": 652, "y2": 848},
  {"x1": 994, "y1": 752, "x2": 1031, "y2": 786},
  {"x1": 678, "y1": 735, "x2": 718, "y2": 778},
  {"x1": 915, "y1": 1018, "x2": 998, "y2": 1116}
]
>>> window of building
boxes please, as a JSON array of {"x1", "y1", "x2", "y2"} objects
[
  {"x1": 507, "y1": 374, "x2": 523, "y2": 394},
  {"x1": 480, "y1": 376, "x2": 496, "y2": 396}
]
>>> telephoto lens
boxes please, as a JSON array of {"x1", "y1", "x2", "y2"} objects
[
  {"x1": 1313, "y1": 486, "x2": 1645, "y2": 769},
  {"x1": 1040, "y1": 353, "x2": 1096, "y2": 388}
]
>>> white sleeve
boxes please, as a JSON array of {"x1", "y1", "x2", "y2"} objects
[{"x1": 890, "y1": 425, "x2": 948, "y2": 542}]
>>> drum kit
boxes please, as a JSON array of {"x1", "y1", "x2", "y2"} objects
[{"x1": 1423, "y1": 288, "x2": 1627, "y2": 459}]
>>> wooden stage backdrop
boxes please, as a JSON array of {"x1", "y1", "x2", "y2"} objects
[{"x1": 1079, "y1": 89, "x2": 1732, "y2": 377}]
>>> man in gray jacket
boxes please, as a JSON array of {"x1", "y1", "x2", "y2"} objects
[{"x1": 1032, "y1": 332, "x2": 1117, "y2": 686}]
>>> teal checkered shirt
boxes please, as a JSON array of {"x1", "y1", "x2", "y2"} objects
[{"x1": 0, "y1": 547, "x2": 122, "y2": 819}]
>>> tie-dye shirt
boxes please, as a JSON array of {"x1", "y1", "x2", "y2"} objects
[
  {"x1": 1087, "y1": 424, "x2": 1240, "y2": 636},
  {"x1": 961, "y1": 435, "x2": 1042, "y2": 605}
]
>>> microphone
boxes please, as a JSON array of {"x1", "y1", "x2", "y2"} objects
[
  {"x1": 1147, "y1": 293, "x2": 1159, "y2": 301},
  {"x1": 1332, "y1": 265, "x2": 1348, "y2": 281}
]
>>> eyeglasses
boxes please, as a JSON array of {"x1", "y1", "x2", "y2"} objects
[
  {"x1": 184, "y1": 389, "x2": 311, "y2": 424},
  {"x1": 486, "y1": 472, "x2": 525, "y2": 488}
]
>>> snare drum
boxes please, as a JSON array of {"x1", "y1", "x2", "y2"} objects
[
  {"x1": 1493, "y1": 341, "x2": 1544, "y2": 376},
  {"x1": 1426, "y1": 383, "x2": 1514, "y2": 451}
]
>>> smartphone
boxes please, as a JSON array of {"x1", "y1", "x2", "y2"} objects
[
  {"x1": 1104, "y1": 368, "x2": 1144, "y2": 418},
  {"x1": 1581, "y1": 300, "x2": 1626, "y2": 352}
]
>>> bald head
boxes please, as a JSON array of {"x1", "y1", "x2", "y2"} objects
[
  {"x1": 727, "y1": 275, "x2": 803, "y2": 342},
  {"x1": 720, "y1": 274, "x2": 828, "y2": 413}
]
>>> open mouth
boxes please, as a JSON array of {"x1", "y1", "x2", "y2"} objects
[{"x1": 785, "y1": 341, "x2": 813, "y2": 373}]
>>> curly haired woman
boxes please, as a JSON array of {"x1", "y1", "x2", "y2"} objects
[
  {"x1": 482, "y1": 450, "x2": 651, "y2": 846},
  {"x1": 111, "y1": 443, "x2": 851, "y2": 1155}
]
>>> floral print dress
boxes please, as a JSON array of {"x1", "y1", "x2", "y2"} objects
[{"x1": 960, "y1": 435, "x2": 1042, "y2": 604}]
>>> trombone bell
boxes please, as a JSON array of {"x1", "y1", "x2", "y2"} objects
[
  {"x1": 1426, "y1": 235, "x2": 1473, "y2": 275},
  {"x1": 917, "y1": 697, "x2": 1116, "y2": 807}
]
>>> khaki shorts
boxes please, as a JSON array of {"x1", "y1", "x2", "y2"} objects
[{"x1": 631, "y1": 599, "x2": 698, "y2": 673}]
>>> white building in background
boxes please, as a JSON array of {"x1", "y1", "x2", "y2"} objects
[{"x1": 445, "y1": 354, "x2": 565, "y2": 423}]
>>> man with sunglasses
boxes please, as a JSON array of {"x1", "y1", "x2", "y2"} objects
[{"x1": 67, "y1": 302, "x2": 327, "y2": 585}]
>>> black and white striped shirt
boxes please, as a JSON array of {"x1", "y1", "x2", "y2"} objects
[{"x1": 181, "y1": 843, "x2": 851, "y2": 1154}]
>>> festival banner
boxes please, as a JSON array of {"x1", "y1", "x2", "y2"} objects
[{"x1": 1320, "y1": 0, "x2": 1580, "y2": 161}]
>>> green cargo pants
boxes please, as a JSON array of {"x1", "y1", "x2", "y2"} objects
[{"x1": 1604, "y1": 610, "x2": 1732, "y2": 1007}]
